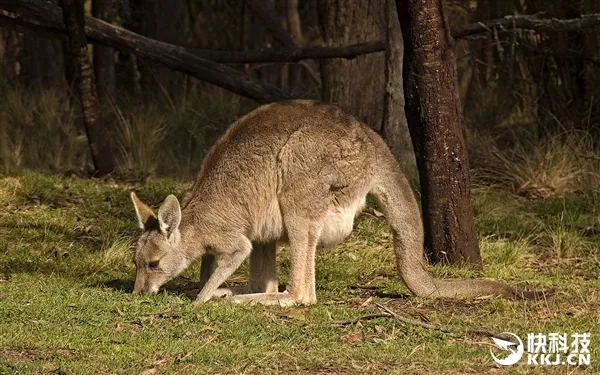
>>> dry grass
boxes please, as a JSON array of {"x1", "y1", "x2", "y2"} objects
[
  {"x1": 0, "y1": 83, "x2": 253, "y2": 178},
  {"x1": 470, "y1": 131, "x2": 600, "y2": 198},
  {"x1": 0, "y1": 86, "x2": 88, "y2": 172}
]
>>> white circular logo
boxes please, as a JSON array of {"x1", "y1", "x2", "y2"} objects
[{"x1": 490, "y1": 332, "x2": 524, "y2": 366}]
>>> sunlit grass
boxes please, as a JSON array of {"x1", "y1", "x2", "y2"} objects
[{"x1": 0, "y1": 171, "x2": 598, "y2": 374}]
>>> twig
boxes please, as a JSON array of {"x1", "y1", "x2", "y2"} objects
[
  {"x1": 577, "y1": 153, "x2": 600, "y2": 161},
  {"x1": 331, "y1": 313, "x2": 392, "y2": 326},
  {"x1": 453, "y1": 13, "x2": 600, "y2": 40},
  {"x1": 374, "y1": 303, "x2": 507, "y2": 339}
]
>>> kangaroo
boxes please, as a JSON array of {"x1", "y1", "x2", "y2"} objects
[{"x1": 130, "y1": 100, "x2": 545, "y2": 305}]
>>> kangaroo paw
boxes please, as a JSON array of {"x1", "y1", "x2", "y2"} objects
[{"x1": 227, "y1": 291, "x2": 300, "y2": 307}]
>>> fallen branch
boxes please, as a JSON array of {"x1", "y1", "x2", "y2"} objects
[
  {"x1": 453, "y1": 13, "x2": 600, "y2": 40},
  {"x1": 193, "y1": 41, "x2": 386, "y2": 64},
  {"x1": 0, "y1": 0, "x2": 291, "y2": 104},
  {"x1": 0, "y1": 12, "x2": 65, "y2": 40}
]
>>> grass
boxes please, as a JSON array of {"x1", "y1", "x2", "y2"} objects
[
  {"x1": 0, "y1": 83, "x2": 255, "y2": 178},
  {"x1": 469, "y1": 131, "x2": 600, "y2": 199},
  {"x1": 1, "y1": 171, "x2": 599, "y2": 374},
  {"x1": 0, "y1": 83, "x2": 599, "y2": 373}
]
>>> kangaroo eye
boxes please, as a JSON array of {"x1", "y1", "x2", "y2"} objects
[{"x1": 148, "y1": 260, "x2": 160, "y2": 269}]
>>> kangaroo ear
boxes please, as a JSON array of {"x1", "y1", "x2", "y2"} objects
[
  {"x1": 131, "y1": 192, "x2": 158, "y2": 230},
  {"x1": 157, "y1": 195, "x2": 181, "y2": 236}
]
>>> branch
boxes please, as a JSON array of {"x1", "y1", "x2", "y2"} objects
[
  {"x1": 193, "y1": 41, "x2": 385, "y2": 63},
  {"x1": 0, "y1": 13, "x2": 66, "y2": 40},
  {"x1": 0, "y1": 1, "x2": 385, "y2": 66},
  {"x1": 373, "y1": 303, "x2": 506, "y2": 338},
  {"x1": 453, "y1": 13, "x2": 600, "y2": 40},
  {"x1": 0, "y1": 0, "x2": 291, "y2": 104}
]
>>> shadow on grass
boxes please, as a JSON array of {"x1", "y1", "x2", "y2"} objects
[
  {"x1": 96, "y1": 277, "x2": 201, "y2": 301},
  {"x1": 347, "y1": 284, "x2": 411, "y2": 299},
  {"x1": 100, "y1": 278, "x2": 135, "y2": 293}
]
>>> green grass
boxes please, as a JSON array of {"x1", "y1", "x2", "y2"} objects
[{"x1": 1, "y1": 172, "x2": 599, "y2": 374}]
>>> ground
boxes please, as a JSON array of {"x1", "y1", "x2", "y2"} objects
[{"x1": 0, "y1": 172, "x2": 598, "y2": 374}]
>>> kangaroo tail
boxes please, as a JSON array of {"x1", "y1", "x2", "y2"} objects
[{"x1": 369, "y1": 145, "x2": 547, "y2": 300}]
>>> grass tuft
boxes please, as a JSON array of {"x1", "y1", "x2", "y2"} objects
[{"x1": 471, "y1": 131, "x2": 600, "y2": 198}]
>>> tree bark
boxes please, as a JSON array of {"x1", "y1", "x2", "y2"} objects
[
  {"x1": 242, "y1": 0, "x2": 296, "y2": 49},
  {"x1": 0, "y1": 20, "x2": 20, "y2": 83},
  {"x1": 194, "y1": 41, "x2": 386, "y2": 64},
  {"x1": 317, "y1": 0, "x2": 386, "y2": 131},
  {"x1": 133, "y1": 0, "x2": 186, "y2": 98},
  {"x1": 396, "y1": 0, "x2": 481, "y2": 266},
  {"x1": 382, "y1": 0, "x2": 414, "y2": 169},
  {"x1": 18, "y1": 0, "x2": 65, "y2": 89},
  {"x1": 92, "y1": 0, "x2": 116, "y2": 103},
  {"x1": 61, "y1": 0, "x2": 115, "y2": 175}
]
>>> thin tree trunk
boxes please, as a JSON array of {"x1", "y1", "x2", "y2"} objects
[
  {"x1": 134, "y1": 0, "x2": 185, "y2": 98},
  {"x1": 119, "y1": 0, "x2": 141, "y2": 96},
  {"x1": 286, "y1": 0, "x2": 303, "y2": 91},
  {"x1": 92, "y1": 0, "x2": 116, "y2": 103},
  {"x1": 396, "y1": 0, "x2": 481, "y2": 266},
  {"x1": 317, "y1": 0, "x2": 386, "y2": 131},
  {"x1": 0, "y1": 25, "x2": 19, "y2": 83},
  {"x1": 61, "y1": 0, "x2": 115, "y2": 175},
  {"x1": 382, "y1": 0, "x2": 414, "y2": 170}
]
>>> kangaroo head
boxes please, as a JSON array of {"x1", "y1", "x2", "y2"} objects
[{"x1": 130, "y1": 192, "x2": 188, "y2": 294}]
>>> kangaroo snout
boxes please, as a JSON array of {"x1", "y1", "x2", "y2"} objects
[{"x1": 133, "y1": 274, "x2": 159, "y2": 294}]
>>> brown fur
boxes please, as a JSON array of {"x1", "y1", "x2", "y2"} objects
[{"x1": 131, "y1": 100, "x2": 547, "y2": 305}]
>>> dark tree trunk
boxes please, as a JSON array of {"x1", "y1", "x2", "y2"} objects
[
  {"x1": 19, "y1": 0, "x2": 65, "y2": 89},
  {"x1": 133, "y1": 0, "x2": 185, "y2": 98},
  {"x1": 61, "y1": 0, "x2": 115, "y2": 176},
  {"x1": 92, "y1": 0, "x2": 116, "y2": 103},
  {"x1": 382, "y1": 0, "x2": 414, "y2": 170},
  {"x1": 21, "y1": 34, "x2": 66, "y2": 88},
  {"x1": 117, "y1": 0, "x2": 141, "y2": 96},
  {"x1": 396, "y1": 0, "x2": 481, "y2": 266},
  {"x1": 0, "y1": 25, "x2": 20, "y2": 83},
  {"x1": 317, "y1": 0, "x2": 386, "y2": 131},
  {"x1": 523, "y1": 0, "x2": 589, "y2": 137}
]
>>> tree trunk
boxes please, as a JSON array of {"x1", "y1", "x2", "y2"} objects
[
  {"x1": 382, "y1": 0, "x2": 414, "y2": 170},
  {"x1": 317, "y1": 0, "x2": 386, "y2": 131},
  {"x1": 133, "y1": 0, "x2": 185, "y2": 99},
  {"x1": 523, "y1": 0, "x2": 589, "y2": 137},
  {"x1": 61, "y1": 0, "x2": 115, "y2": 176},
  {"x1": 92, "y1": 0, "x2": 116, "y2": 103},
  {"x1": 396, "y1": 0, "x2": 481, "y2": 266},
  {"x1": 19, "y1": 0, "x2": 65, "y2": 89},
  {"x1": 0, "y1": 25, "x2": 20, "y2": 83}
]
